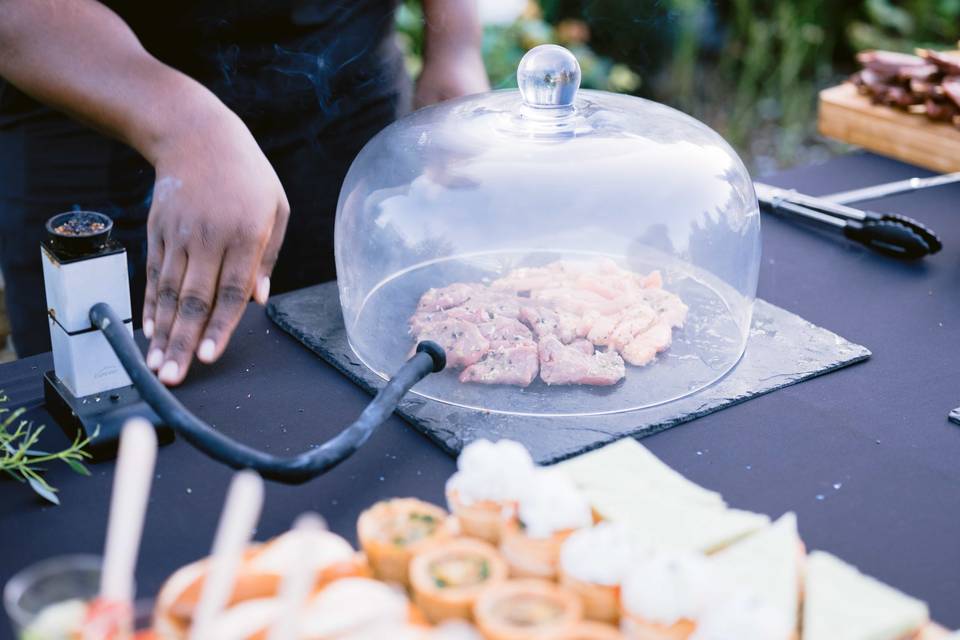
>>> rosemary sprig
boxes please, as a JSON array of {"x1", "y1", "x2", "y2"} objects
[{"x1": 0, "y1": 391, "x2": 95, "y2": 505}]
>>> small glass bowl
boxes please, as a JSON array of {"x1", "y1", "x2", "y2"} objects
[{"x1": 4, "y1": 554, "x2": 102, "y2": 637}]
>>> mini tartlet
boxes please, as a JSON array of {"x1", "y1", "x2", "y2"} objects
[
  {"x1": 619, "y1": 552, "x2": 717, "y2": 640},
  {"x1": 411, "y1": 538, "x2": 509, "y2": 623},
  {"x1": 473, "y1": 579, "x2": 583, "y2": 640},
  {"x1": 445, "y1": 440, "x2": 537, "y2": 544},
  {"x1": 562, "y1": 621, "x2": 627, "y2": 640},
  {"x1": 499, "y1": 471, "x2": 593, "y2": 579},
  {"x1": 357, "y1": 498, "x2": 457, "y2": 585},
  {"x1": 299, "y1": 577, "x2": 419, "y2": 638},
  {"x1": 154, "y1": 528, "x2": 364, "y2": 637},
  {"x1": 559, "y1": 523, "x2": 646, "y2": 624}
]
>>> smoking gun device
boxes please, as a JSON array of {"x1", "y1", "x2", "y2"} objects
[
  {"x1": 39, "y1": 210, "x2": 442, "y2": 480},
  {"x1": 41, "y1": 211, "x2": 169, "y2": 460}
]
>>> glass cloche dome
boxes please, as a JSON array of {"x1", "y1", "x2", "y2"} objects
[{"x1": 335, "y1": 45, "x2": 760, "y2": 417}]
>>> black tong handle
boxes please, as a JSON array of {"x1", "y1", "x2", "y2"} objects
[
  {"x1": 756, "y1": 185, "x2": 940, "y2": 260},
  {"x1": 843, "y1": 219, "x2": 932, "y2": 260}
]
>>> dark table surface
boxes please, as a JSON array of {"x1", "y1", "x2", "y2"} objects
[{"x1": 1, "y1": 152, "x2": 958, "y2": 635}]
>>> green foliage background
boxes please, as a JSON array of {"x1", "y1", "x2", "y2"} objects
[{"x1": 398, "y1": 0, "x2": 960, "y2": 174}]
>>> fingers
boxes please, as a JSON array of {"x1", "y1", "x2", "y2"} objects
[
  {"x1": 254, "y1": 202, "x2": 289, "y2": 305},
  {"x1": 196, "y1": 245, "x2": 258, "y2": 365},
  {"x1": 155, "y1": 252, "x2": 221, "y2": 385},
  {"x1": 142, "y1": 233, "x2": 163, "y2": 340},
  {"x1": 146, "y1": 245, "x2": 187, "y2": 372}
]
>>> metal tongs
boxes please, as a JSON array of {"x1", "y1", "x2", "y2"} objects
[{"x1": 754, "y1": 182, "x2": 942, "y2": 260}]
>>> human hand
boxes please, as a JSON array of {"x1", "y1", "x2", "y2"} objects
[
  {"x1": 415, "y1": 45, "x2": 490, "y2": 109},
  {"x1": 141, "y1": 104, "x2": 289, "y2": 385}
]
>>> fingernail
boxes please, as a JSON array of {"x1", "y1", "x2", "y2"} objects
[
  {"x1": 143, "y1": 319, "x2": 154, "y2": 339},
  {"x1": 198, "y1": 339, "x2": 216, "y2": 362},
  {"x1": 146, "y1": 349, "x2": 164, "y2": 369},
  {"x1": 256, "y1": 276, "x2": 270, "y2": 304},
  {"x1": 158, "y1": 361, "x2": 180, "y2": 384}
]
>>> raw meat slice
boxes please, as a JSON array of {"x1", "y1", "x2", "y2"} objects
[
  {"x1": 621, "y1": 322, "x2": 673, "y2": 367},
  {"x1": 417, "y1": 283, "x2": 482, "y2": 312},
  {"x1": 477, "y1": 317, "x2": 534, "y2": 348},
  {"x1": 519, "y1": 306, "x2": 579, "y2": 344},
  {"x1": 538, "y1": 336, "x2": 625, "y2": 386},
  {"x1": 413, "y1": 318, "x2": 490, "y2": 369},
  {"x1": 458, "y1": 342, "x2": 540, "y2": 387}
]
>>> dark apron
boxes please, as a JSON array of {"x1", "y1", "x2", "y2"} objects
[{"x1": 0, "y1": 0, "x2": 409, "y2": 355}]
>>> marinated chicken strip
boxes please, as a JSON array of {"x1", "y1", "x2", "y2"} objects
[
  {"x1": 490, "y1": 266, "x2": 563, "y2": 293},
  {"x1": 417, "y1": 283, "x2": 483, "y2": 312},
  {"x1": 640, "y1": 288, "x2": 688, "y2": 328},
  {"x1": 412, "y1": 318, "x2": 490, "y2": 369},
  {"x1": 585, "y1": 313, "x2": 620, "y2": 347},
  {"x1": 538, "y1": 336, "x2": 625, "y2": 386},
  {"x1": 459, "y1": 342, "x2": 540, "y2": 387},
  {"x1": 459, "y1": 292, "x2": 524, "y2": 321},
  {"x1": 519, "y1": 305, "x2": 580, "y2": 344},
  {"x1": 621, "y1": 321, "x2": 673, "y2": 367},
  {"x1": 569, "y1": 338, "x2": 595, "y2": 356},
  {"x1": 608, "y1": 306, "x2": 658, "y2": 351},
  {"x1": 532, "y1": 287, "x2": 614, "y2": 315},
  {"x1": 477, "y1": 316, "x2": 534, "y2": 348}
]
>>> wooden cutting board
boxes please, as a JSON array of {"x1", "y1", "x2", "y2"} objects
[{"x1": 819, "y1": 83, "x2": 960, "y2": 173}]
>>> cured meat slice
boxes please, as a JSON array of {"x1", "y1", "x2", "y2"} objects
[
  {"x1": 459, "y1": 342, "x2": 540, "y2": 387},
  {"x1": 538, "y1": 336, "x2": 625, "y2": 386}
]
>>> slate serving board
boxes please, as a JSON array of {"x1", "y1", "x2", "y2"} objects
[{"x1": 267, "y1": 282, "x2": 871, "y2": 464}]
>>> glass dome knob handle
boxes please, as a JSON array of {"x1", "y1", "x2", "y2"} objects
[{"x1": 517, "y1": 44, "x2": 581, "y2": 109}]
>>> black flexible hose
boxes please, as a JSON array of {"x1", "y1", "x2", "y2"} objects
[{"x1": 89, "y1": 302, "x2": 445, "y2": 484}]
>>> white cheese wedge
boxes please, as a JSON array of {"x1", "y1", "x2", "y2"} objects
[
  {"x1": 587, "y1": 490, "x2": 769, "y2": 553},
  {"x1": 556, "y1": 438, "x2": 725, "y2": 508},
  {"x1": 711, "y1": 512, "x2": 803, "y2": 632},
  {"x1": 803, "y1": 550, "x2": 929, "y2": 640}
]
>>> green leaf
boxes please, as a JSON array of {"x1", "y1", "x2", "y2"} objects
[
  {"x1": 65, "y1": 458, "x2": 91, "y2": 476},
  {"x1": 27, "y1": 477, "x2": 60, "y2": 505}
]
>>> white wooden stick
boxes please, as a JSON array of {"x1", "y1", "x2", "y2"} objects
[
  {"x1": 99, "y1": 418, "x2": 158, "y2": 603},
  {"x1": 188, "y1": 470, "x2": 264, "y2": 640},
  {"x1": 267, "y1": 513, "x2": 327, "y2": 640}
]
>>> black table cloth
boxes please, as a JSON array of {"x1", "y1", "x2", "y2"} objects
[{"x1": 1, "y1": 152, "x2": 958, "y2": 635}]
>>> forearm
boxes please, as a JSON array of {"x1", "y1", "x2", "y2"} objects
[
  {"x1": 421, "y1": 0, "x2": 483, "y2": 56},
  {"x1": 0, "y1": 0, "x2": 229, "y2": 163}
]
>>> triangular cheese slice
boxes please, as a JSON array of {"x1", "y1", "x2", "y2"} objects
[
  {"x1": 587, "y1": 490, "x2": 769, "y2": 553},
  {"x1": 556, "y1": 438, "x2": 725, "y2": 508},
  {"x1": 712, "y1": 512, "x2": 803, "y2": 631},
  {"x1": 803, "y1": 550, "x2": 929, "y2": 640}
]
